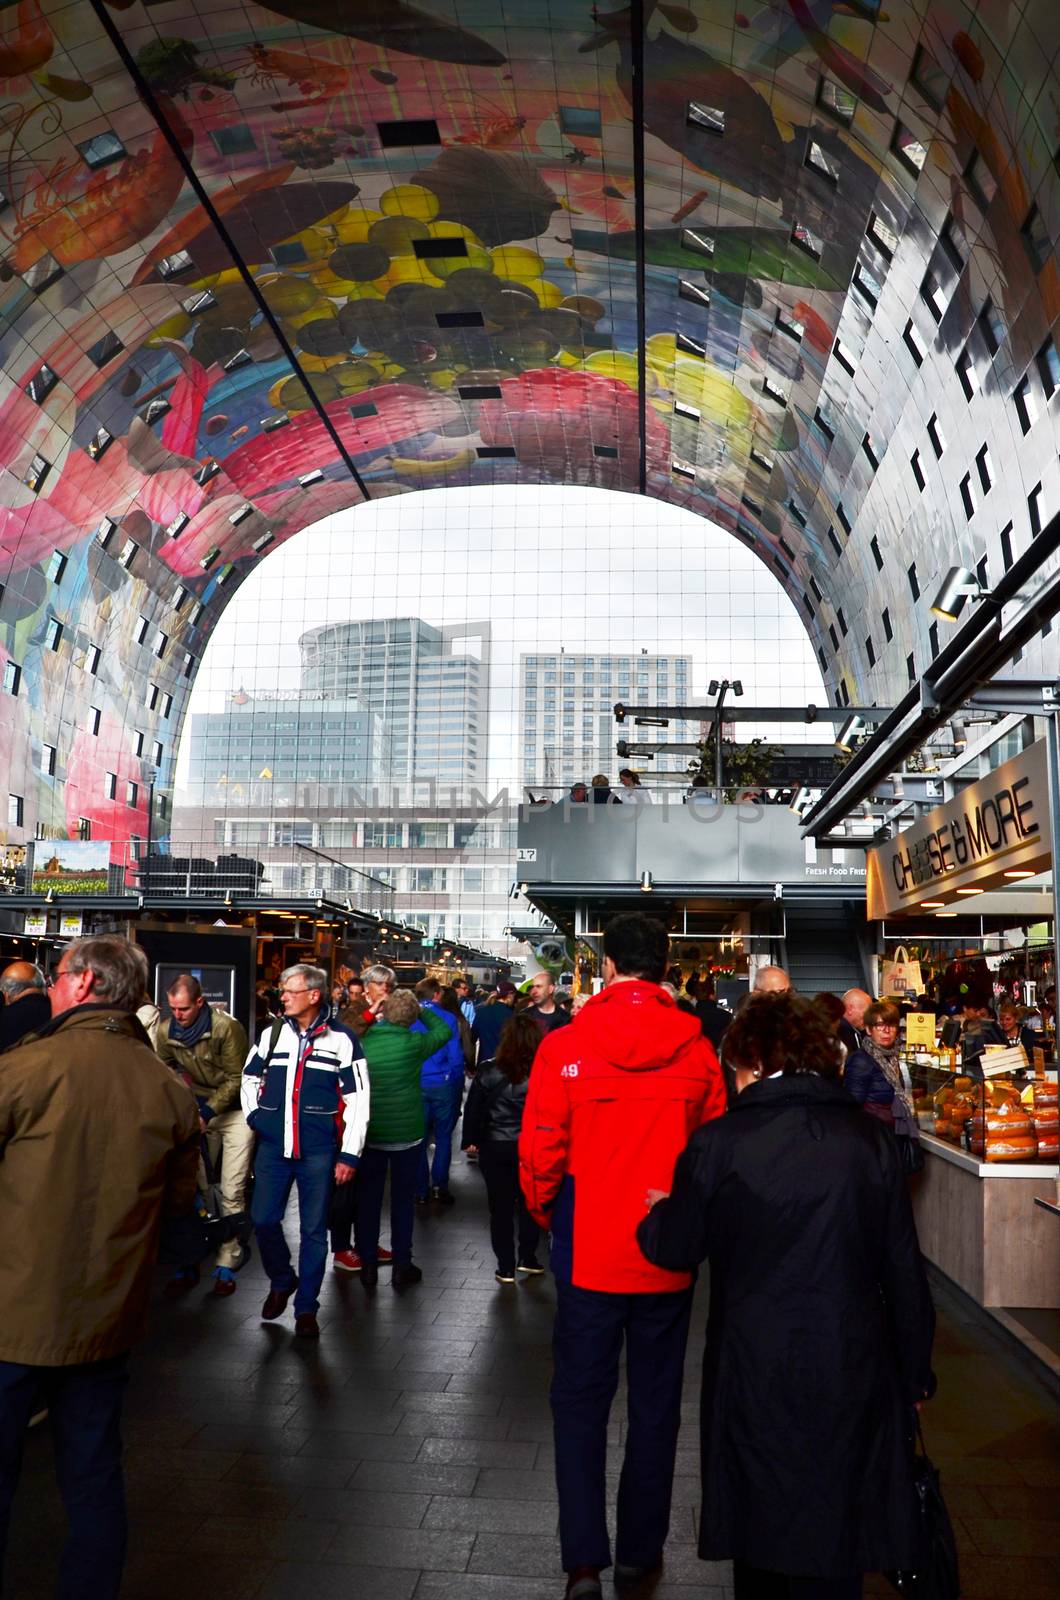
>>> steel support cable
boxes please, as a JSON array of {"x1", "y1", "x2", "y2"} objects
[
  {"x1": 630, "y1": 0, "x2": 648, "y2": 495},
  {"x1": 801, "y1": 507, "x2": 1060, "y2": 836},
  {"x1": 88, "y1": 0, "x2": 372, "y2": 504}
]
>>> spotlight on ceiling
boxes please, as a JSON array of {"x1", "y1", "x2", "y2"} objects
[
  {"x1": 835, "y1": 714, "x2": 865, "y2": 754},
  {"x1": 789, "y1": 785, "x2": 811, "y2": 814},
  {"x1": 890, "y1": 773, "x2": 905, "y2": 799},
  {"x1": 640, "y1": 870, "x2": 654, "y2": 893},
  {"x1": 732, "y1": 680, "x2": 743, "y2": 696},
  {"x1": 931, "y1": 566, "x2": 981, "y2": 621},
  {"x1": 708, "y1": 679, "x2": 720, "y2": 697},
  {"x1": 951, "y1": 720, "x2": 967, "y2": 752}
]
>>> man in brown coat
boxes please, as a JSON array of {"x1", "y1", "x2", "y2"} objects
[{"x1": 0, "y1": 935, "x2": 198, "y2": 1600}]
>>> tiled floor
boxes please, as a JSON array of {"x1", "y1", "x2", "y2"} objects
[{"x1": 6, "y1": 1159, "x2": 1060, "y2": 1599}]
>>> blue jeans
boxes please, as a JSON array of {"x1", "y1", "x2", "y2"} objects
[
  {"x1": 356, "y1": 1144, "x2": 420, "y2": 1266},
  {"x1": 551, "y1": 1280, "x2": 693, "y2": 1572},
  {"x1": 0, "y1": 1352, "x2": 129, "y2": 1599},
  {"x1": 250, "y1": 1140, "x2": 334, "y2": 1316},
  {"x1": 417, "y1": 1080, "x2": 463, "y2": 1196}
]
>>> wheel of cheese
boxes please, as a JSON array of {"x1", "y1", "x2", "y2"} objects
[
  {"x1": 985, "y1": 1136, "x2": 1038, "y2": 1160},
  {"x1": 1035, "y1": 1137, "x2": 1058, "y2": 1160}
]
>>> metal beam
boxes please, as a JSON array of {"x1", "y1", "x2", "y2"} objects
[
  {"x1": 800, "y1": 507, "x2": 1060, "y2": 837},
  {"x1": 630, "y1": 0, "x2": 648, "y2": 496},
  {"x1": 614, "y1": 703, "x2": 894, "y2": 723},
  {"x1": 88, "y1": 0, "x2": 372, "y2": 507}
]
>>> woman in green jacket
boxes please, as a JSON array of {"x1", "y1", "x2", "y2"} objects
[{"x1": 355, "y1": 989, "x2": 452, "y2": 1286}]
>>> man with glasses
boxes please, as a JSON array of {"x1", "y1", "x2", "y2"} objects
[
  {"x1": 0, "y1": 936, "x2": 199, "y2": 1599},
  {"x1": 242, "y1": 963, "x2": 369, "y2": 1338}
]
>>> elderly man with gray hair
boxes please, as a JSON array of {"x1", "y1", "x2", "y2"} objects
[
  {"x1": 0, "y1": 935, "x2": 198, "y2": 1598},
  {"x1": 242, "y1": 963, "x2": 369, "y2": 1338},
  {"x1": 0, "y1": 961, "x2": 50, "y2": 1052}
]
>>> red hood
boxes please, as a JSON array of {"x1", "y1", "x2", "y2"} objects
[{"x1": 574, "y1": 981, "x2": 704, "y2": 1070}]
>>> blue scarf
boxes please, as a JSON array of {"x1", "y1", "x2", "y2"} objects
[{"x1": 169, "y1": 1004, "x2": 212, "y2": 1048}]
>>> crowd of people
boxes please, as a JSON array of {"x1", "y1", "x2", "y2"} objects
[{"x1": 0, "y1": 926, "x2": 951, "y2": 1600}]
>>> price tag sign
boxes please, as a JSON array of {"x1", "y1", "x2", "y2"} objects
[
  {"x1": 59, "y1": 911, "x2": 83, "y2": 938},
  {"x1": 905, "y1": 1012, "x2": 936, "y2": 1049},
  {"x1": 23, "y1": 910, "x2": 47, "y2": 936}
]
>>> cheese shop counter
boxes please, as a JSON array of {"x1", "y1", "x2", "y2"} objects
[{"x1": 911, "y1": 1132, "x2": 1059, "y2": 1312}]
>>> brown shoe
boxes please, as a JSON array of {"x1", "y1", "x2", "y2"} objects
[
  {"x1": 261, "y1": 1279, "x2": 298, "y2": 1320},
  {"x1": 295, "y1": 1313, "x2": 320, "y2": 1339}
]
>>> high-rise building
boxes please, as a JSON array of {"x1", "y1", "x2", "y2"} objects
[
  {"x1": 186, "y1": 691, "x2": 385, "y2": 798},
  {"x1": 299, "y1": 618, "x2": 489, "y2": 790},
  {"x1": 519, "y1": 652, "x2": 696, "y2": 790}
]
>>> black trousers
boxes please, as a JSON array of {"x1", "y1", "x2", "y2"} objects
[
  {"x1": 733, "y1": 1563, "x2": 862, "y2": 1599},
  {"x1": 329, "y1": 1168, "x2": 357, "y2": 1252},
  {"x1": 0, "y1": 1353, "x2": 129, "y2": 1600},
  {"x1": 551, "y1": 1279, "x2": 693, "y2": 1572},
  {"x1": 477, "y1": 1139, "x2": 540, "y2": 1274}
]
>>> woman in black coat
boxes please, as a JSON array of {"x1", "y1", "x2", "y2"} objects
[
  {"x1": 462, "y1": 1009, "x2": 543, "y2": 1284},
  {"x1": 638, "y1": 992, "x2": 935, "y2": 1600}
]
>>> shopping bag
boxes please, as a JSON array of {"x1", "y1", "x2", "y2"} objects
[
  {"x1": 882, "y1": 946, "x2": 924, "y2": 997},
  {"x1": 885, "y1": 1416, "x2": 960, "y2": 1599}
]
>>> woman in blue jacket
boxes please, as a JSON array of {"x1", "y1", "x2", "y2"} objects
[{"x1": 414, "y1": 978, "x2": 467, "y2": 1205}]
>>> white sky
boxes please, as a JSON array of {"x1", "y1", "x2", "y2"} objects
[{"x1": 180, "y1": 484, "x2": 827, "y2": 790}]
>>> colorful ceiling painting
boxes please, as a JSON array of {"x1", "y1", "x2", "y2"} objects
[{"x1": 0, "y1": 0, "x2": 1056, "y2": 850}]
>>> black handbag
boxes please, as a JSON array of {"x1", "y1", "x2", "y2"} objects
[
  {"x1": 896, "y1": 1134, "x2": 925, "y2": 1176},
  {"x1": 886, "y1": 1415, "x2": 960, "y2": 1598}
]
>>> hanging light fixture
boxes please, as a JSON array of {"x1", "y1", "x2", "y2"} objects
[{"x1": 835, "y1": 714, "x2": 864, "y2": 753}]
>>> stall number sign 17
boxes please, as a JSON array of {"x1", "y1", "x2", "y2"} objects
[{"x1": 516, "y1": 848, "x2": 537, "y2": 862}]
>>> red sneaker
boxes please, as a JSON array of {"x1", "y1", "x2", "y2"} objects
[
  {"x1": 378, "y1": 1246, "x2": 394, "y2": 1263},
  {"x1": 333, "y1": 1250, "x2": 361, "y2": 1273}
]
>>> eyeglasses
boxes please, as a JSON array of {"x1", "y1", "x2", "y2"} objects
[
  {"x1": 280, "y1": 985, "x2": 309, "y2": 995},
  {"x1": 47, "y1": 967, "x2": 69, "y2": 987}
]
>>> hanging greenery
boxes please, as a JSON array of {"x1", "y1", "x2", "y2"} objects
[{"x1": 687, "y1": 733, "x2": 779, "y2": 802}]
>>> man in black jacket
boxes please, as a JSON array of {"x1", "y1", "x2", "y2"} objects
[
  {"x1": 0, "y1": 962, "x2": 50, "y2": 1052},
  {"x1": 692, "y1": 979, "x2": 732, "y2": 1054}
]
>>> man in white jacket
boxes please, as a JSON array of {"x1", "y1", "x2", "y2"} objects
[{"x1": 241, "y1": 963, "x2": 368, "y2": 1338}]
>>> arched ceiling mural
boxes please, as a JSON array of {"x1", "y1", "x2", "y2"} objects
[{"x1": 0, "y1": 0, "x2": 1056, "y2": 848}]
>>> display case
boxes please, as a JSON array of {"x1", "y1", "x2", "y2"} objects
[{"x1": 909, "y1": 1051, "x2": 1058, "y2": 1165}]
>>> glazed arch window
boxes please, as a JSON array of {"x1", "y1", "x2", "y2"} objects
[
  {"x1": 817, "y1": 77, "x2": 856, "y2": 124},
  {"x1": 687, "y1": 102, "x2": 725, "y2": 135},
  {"x1": 910, "y1": 450, "x2": 926, "y2": 491},
  {"x1": 1020, "y1": 205, "x2": 1051, "y2": 274},
  {"x1": 87, "y1": 428, "x2": 113, "y2": 461},
  {"x1": 89, "y1": 706, "x2": 101, "y2": 736},
  {"x1": 104, "y1": 772, "x2": 117, "y2": 801},
  {"x1": 26, "y1": 364, "x2": 58, "y2": 405},
  {"x1": 119, "y1": 539, "x2": 138, "y2": 569},
  {"x1": 157, "y1": 251, "x2": 194, "y2": 280},
  {"x1": 867, "y1": 212, "x2": 899, "y2": 260},
  {"x1": 832, "y1": 337, "x2": 856, "y2": 377},
  {"x1": 7, "y1": 795, "x2": 22, "y2": 827},
  {"x1": 910, "y1": 44, "x2": 949, "y2": 111},
  {"x1": 46, "y1": 551, "x2": 67, "y2": 585},
  {"x1": 45, "y1": 618, "x2": 62, "y2": 651},
  {"x1": 965, "y1": 149, "x2": 997, "y2": 210},
  {"x1": 3, "y1": 662, "x2": 20, "y2": 696},
  {"x1": 892, "y1": 122, "x2": 928, "y2": 175},
  {"x1": 775, "y1": 309, "x2": 805, "y2": 342},
  {"x1": 86, "y1": 645, "x2": 101, "y2": 676},
  {"x1": 87, "y1": 330, "x2": 124, "y2": 368},
  {"x1": 24, "y1": 454, "x2": 50, "y2": 493},
  {"x1": 77, "y1": 132, "x2": 125, "y2": 171},
  {"x1": 902, "y1": 319, "x2": 925, "y2": 365},
  {"x1": 1013, "y1": 374, "x2": 1037, "y2": 435},
  {"x1": 41, "y1": 743, "x2": 56, "y2": 777},
  {"x1": 95, "y1": 518, "x2": 117, "y2": 549},
  {"x1": 920, "y1": 271, "x2": 946, "y2": 323},
  {"x1": 1036, "y1": 338, "x2": 1059, "y2": 400},
  {"x1": 791, "y1": 220, "x2": 823, "y2": 260},
  {"x1": 956, "y1": 345, "x2": 978, "y2": 400},
  {"x1": 805, "y1": 139, "x2": 840, "y2": 183},
  {"x1": 926, "y1": 413, "x2": 945, "y2": 457}
]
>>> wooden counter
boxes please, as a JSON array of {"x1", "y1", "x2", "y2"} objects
[{"x1": 912, "y1": 1134, "x2": 1060, "y2": 1308}]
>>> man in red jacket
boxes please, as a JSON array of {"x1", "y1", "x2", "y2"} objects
[{"x1": 520, "y1": 914, "x2": 726, "y2": 1600}]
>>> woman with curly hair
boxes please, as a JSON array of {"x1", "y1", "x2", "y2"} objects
[
  {"x1": 462, "y1": 1009, "x2": 543, "y2": 1284},
  {"x1": 638, "y1": 992, "x2": 935, "y2": 1600}
]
